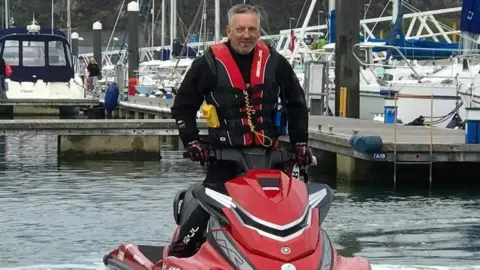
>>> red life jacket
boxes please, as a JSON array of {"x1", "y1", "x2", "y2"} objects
[{"x1": 205, "y1": 40, "x2": 280, "y2": 148}]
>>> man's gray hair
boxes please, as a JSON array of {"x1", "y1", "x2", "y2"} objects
[{"x1": 227, "y1": 4, "x2": 261, "y2": 25}]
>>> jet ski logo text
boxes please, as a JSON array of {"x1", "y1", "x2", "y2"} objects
[{"x1": 182, "y1": 226, "x2": 199, "y2": 245}]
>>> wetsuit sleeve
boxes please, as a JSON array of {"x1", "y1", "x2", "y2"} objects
[
  {"x1": 276, "y1": 54, "x2": 309, "y2": 145},
  {"x1": 171, "y1": 57, "x2": 208, "y2": 147}
]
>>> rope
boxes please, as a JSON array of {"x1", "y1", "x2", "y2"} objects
[
  {"x1": 171, "y1": 0, "x2": 205, "y2": 75},
  {"x1": 295, "y1": 0, "x2": 309, "y2": 29},
  {"x1": 105, "y1": 0, "x2": 126, "y2": 57},
  {"x1": 364, "y1": 0, "x2": 373, "y2": 19},
  {"x1": 72, "y1": 78, "x2": 100, "y2": 99},
  {"x1": 366, "y1": 1, "x2": 390, "y2": 41},
  {"x1": 243, "y1": 90, "x2": 273, "y2": 147}
]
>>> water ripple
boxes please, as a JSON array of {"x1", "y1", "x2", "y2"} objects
[{"x1": 0, "y1": 135, "x2": 478, "y2": 269}]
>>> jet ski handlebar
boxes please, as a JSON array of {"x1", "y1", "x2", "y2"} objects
[{"x1": 183, "y1": 147, "x2": 317, "y2": 171}]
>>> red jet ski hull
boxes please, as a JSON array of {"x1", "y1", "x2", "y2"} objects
[
  {"x1": 104, "y1": 239, "x2": 371, "y2": 270},
  {"x1": 103, "y1": 149, "x2": 372, "y2": 270}
]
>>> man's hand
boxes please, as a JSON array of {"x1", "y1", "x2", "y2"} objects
[
  {"x1": 186, "y1": 140, "x2": 210, "y2": 166},
  {"x1": 295, "y1": 142, "x2": 312, "y2": 166}
]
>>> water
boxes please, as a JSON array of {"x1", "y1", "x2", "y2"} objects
[{"x1": 0, "y1": 135, "x2": 479, "y2": 270}]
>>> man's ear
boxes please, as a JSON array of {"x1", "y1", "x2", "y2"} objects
[{"x1": 226, "y1": 25, "x2": 231, "y2": 36}]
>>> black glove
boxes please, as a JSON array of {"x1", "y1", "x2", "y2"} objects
[
  {"x1": 294, "y1": 142, "x2": 312, "y2": 166},
  {"x1": 186, "y1": 140, "x2": 209, "y2": 166}
]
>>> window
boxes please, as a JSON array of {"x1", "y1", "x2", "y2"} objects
[
  {"x1": 2, "y1": 40, "x2": 19, "y2": 66},
  {"x1": 382, "y1": 73, "x2": 394, "y2": 81},
  {"x1": 48, "y1": 41, "x2": 67, "y2": 66},
  {"x1": 65, "y1": 44, "x2": 73, "y2": 67},
  {"x1": 22, "y1": 41, "x2": 45, "y2": 67}
]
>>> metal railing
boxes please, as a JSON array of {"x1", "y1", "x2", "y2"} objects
[{"x1": 353, "y1": 43, "x2": 480, "y2": 82}]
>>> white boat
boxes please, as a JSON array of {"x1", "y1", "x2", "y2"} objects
[
  {"x1": 372, "y1": 56, "x2": 480, "y2": 128},
  {"x1": 84, "y1": 0, "x2": 474, "y2": 127},
  {"x1": 1, "y1": 19, "x2": 84, "y2": 99},
  {"x1": 358, "y1": 0, "x2": 480, "y2": 128},
  {"x1": 136, "y1": 58, "x2": 194, "y2": 92}
]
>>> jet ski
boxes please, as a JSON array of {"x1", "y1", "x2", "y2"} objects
[{"x1": 102, "y1": 147, "x2": 372, "y2": 270}]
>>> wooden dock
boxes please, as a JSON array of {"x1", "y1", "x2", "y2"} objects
[
  {"x1": 307, "y1": 116, "x2": 480, "y2": 163},
  {"x1": 123, "y1": 96, "x2": 173, "y2": 109},
  {"x1": 2, "y1": 92, "x2": 479, "y2": 182},
  {"x1": 0, "y1": 98, "x2": 102, "y2": 116},
  {"x1": 0, "y1": 98, "x2": 101, "y2": 106},
  {"x1": 110, "y1": 97, "x2": 478, "y2": 163},
  {"x1": 0, "y1": 119, "x2": 205, "y2": 136},
  {"x1": 0, "y1": 116, "x2": 478, "y2": 163},
  {"x1": 101, "y1": 96, "x2": 174, "y2": 118}
]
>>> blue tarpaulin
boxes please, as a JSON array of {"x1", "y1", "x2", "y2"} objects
[
  {"x1": 461, "y1": 0, "x2": 480, "y2": 34},
  {"x1": 328, "y1": 10, "x2": 336, "y2": 43}
]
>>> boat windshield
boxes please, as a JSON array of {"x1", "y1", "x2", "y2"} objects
[
  {"x1": 0, "y1": 34, "x2": 74, "y2": 82},
  {"x1": 3, "y1": 40, "x2": 19, "y2": 65},
  {"x1": 1, "y1": 39, "x2": 71, "y2": 68}
]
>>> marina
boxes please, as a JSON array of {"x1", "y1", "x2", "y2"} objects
[
  {"x1": 0, "y1": 0, "x2": 479, "y2": 269},
  {"x1": 76, "y1": 0, "x2": 480, "y2": 130}
]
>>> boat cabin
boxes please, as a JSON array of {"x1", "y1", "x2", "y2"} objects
[{"x1": 0, "y1": 27, "x2": 74, "y2": 83}]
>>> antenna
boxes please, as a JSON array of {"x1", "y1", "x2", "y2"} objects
[{"x1": 27, "y1": 15, "x2": 41, "y2": 34}]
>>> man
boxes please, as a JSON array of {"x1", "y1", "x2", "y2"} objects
[{"x1": 169, "y1": 4, "x2": 312, "y2": 258}]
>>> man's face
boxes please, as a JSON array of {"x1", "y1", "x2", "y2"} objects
[{"x1": 226, "y1": 12, "x2": 261, "y2": 55}]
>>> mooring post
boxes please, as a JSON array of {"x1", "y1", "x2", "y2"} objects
[
  {"x1": 127, "y1": 1, "x2": 140, "y2": 79},
  {"x1": 92, "y1": 21, "x2": 102, "y2": 72},
  {"x1": 71, "y1": 32, "x2": 79, "y2": 57},
  {"x1": 334, "y1": 0, "x2": 360, "y2": 118},
  {"x1": 71, "y1": 32, "x2": 79, "y2": 77}
]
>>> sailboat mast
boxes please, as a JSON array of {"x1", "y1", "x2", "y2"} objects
[
  {"x1": 4, "y1": 0, "x2": 8, "y2": 29},
  {"x1": 170, "y1": 0, "x2": 176, "y2": 46},
  {"x1": 151, "y1": 0, "x2": 155, "y2": 47},
  {"x1": 215, "y1": 0, "x2": 220, "y2": 42},
  {"x1": 51, "y1": 0, "x2": 54, "y2": 34},
  {"x1": 161, "y1": 0, "x2": 165, "y2": 47},
  {"x1": 392, "y1": 0, "x2": 398, "y2": 24},
  {"x1": 67, "y1": 0, "x2": 71, "y2": 43}
]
